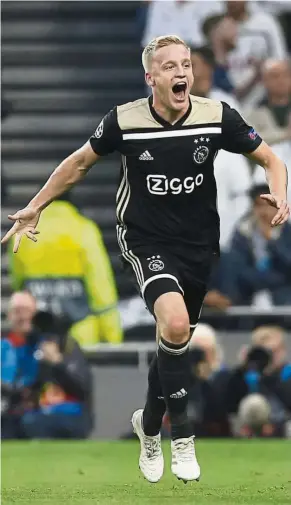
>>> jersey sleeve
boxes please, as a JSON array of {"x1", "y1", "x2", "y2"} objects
[
  {"x1": 220, "y1": 102, "x2": 263, "y2": 154},
  {"x1": 89, "y1": 107, "x2": 121, "y2": 156}
]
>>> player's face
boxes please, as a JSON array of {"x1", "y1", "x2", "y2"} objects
[{"x1": 148, "y1": 44, "x2": 193, "y2": 112}]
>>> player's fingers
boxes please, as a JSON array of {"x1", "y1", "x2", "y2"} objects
[
  {"x1": 271, "y1": 209, "x2": 284, "y2": 226},
  {"x1": 13, "y1": 234, "x2": 22, "y2": 253},
  {"x1": 8, "y1": 213, "x2": 21, "y2": 222},
  {"x1": 1, "y1": 225, "x2": 17, "y2": 244},
  {"x1": 274, "y1": 205, "x2": 290, "y2": 226},
  {"x1": 31, "y1": 229, "x2": 40, "y2": 235},
  {"x1": 278, "y1": 214, "x2": 289, "y2": 225},
  {"x1": 271, "y1": 202, "x2": 288, "y2": 226},
  {"x1": 260, "y1": 194, "x2": 274, "y2": 204},
  {"x1": 25, "y1": 231, "x2": 38, "y2": 242}
]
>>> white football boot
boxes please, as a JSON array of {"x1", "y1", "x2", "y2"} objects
[
  {"x1": 171, "y1": 436, "x2": 201, "y2": 483},
  {"x1": 131, "y1": 409, "x2": 164, "y2": 483}
]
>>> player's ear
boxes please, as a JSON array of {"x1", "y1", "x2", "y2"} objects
[{"x1": 145, "y1": 72, "x2": 155, "y2": 87}]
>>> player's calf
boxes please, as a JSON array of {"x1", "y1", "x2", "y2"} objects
[
  {"x1": 154, "y1": 292, "x2": 201, "y2": 482},
  {"x1": 154, "y1": 293, "x2": 191, "y2": 439}
]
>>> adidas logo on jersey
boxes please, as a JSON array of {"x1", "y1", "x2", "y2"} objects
[
  {"x1": 139, "y1": 150, "x2": 154, "y2": 161},
  {"x1": 170, "y1": 388, "x2": 187, "y2": 399}
]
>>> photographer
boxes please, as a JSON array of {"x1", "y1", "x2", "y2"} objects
[
  {"x1": 227, "y1": 325, "x2": 291, "y2": 437},
  {"x1": 1, "y1": 291, "x2": 37, "y2": 439},
  {"x1": 187, "y1": 324, "x2": 231, "y2": 437},
  {"x1": 2, "y1": 291, "x2": 92, "y2": 439},
  {"x1": 21, "y1": 310, "x2": 92, "y2": 439}
]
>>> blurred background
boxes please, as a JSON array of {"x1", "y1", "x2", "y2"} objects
[{"x1": 1, "y1": 0, "x2": 291, "y2": 441}]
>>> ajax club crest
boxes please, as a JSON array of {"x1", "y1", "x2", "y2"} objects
[
  {"x1": 193, "y1": 145, "x2": 209, "y2": 164},
  {"x1": 147, "y1": 255, "x2": 165, "y2": 272}
]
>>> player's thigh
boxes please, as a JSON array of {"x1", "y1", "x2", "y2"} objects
[
  {"x1": 154, "y1": 291, "x2": 190, "y2": 344},
  {"x1": 121, "y1": 248, "x2": 187, "y2": 331}
]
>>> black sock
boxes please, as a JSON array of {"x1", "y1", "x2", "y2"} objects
[
  {"x1": 143, "y1": 354, "x2": 166, "y2": 436},
  {"x1": 157, "y1": 337, "x2": 192, "y2": 440}
]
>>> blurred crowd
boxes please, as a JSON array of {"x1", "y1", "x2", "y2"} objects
[
  {"x1": 163, "y1": 322, "x2": 291, "y2": 439},
  {"x1": 1, "y1": 0, "x2": 291, "y2": 439},
  {"x1": 1, "y1": 291, "x2": 93, "y2": 440},
  {"x1": 2, "y1": 291, "x2": 291, "y2": 440}
]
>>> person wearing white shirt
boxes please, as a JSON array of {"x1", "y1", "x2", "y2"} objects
[
  {"x1": 246, "y1": 59, "x2": 291, "y2": 204},
  {"x1": 245, "y1": 59, "x2": 291, "y2": 146},
  {"x1": 142, "y1": 0, "x2": 223, "y2": 48},
  {"x1": 225, "y1": 0, "x2": 287, "y2": 109}
]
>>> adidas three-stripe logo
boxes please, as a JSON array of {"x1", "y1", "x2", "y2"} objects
[
  {"x1": 139, "y1": 150, "x2": 154, "y2": 161},
  {"x1": 170, "y1": 388, "x2": 187, "y2": 399}
]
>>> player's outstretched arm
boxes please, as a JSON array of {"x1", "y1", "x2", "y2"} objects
[
  {"x1": 246, "y1": 141, "x2": 290, "y2": 227},
  {"x1": 1, "y1": 142, "x2": 100, "y2": 252}
]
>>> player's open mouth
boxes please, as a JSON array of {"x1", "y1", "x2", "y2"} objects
[{"x1": 172, "y1": 82, "x2": 187, "y2": 101}]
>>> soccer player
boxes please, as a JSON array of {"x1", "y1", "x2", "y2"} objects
[{"x1": 2, "y1": 35, "x2": 289, "y2": 483}]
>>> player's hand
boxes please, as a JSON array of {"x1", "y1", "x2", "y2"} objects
[
  {"x1": 260, "y1": 194, "x2": 290, "y2": 227},
  {"x1": 1, "y1": 207, "x2": 41, "y2": 253}
]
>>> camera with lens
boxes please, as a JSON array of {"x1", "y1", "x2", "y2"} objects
[
  {"x1": 189, "y1": 345, "x2": 208, "y2": 380},
  {"x1": 244, "y1": 345, "x2": 272, "y2": 373},
  {"x1": 31, "y1": 310, "x2": 72, "y2": 353},
  {"x1": 189, "y1": 346, "x2": 206, "y2": 366}
]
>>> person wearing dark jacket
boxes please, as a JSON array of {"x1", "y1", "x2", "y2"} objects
[
  {"x1": 227, "y1": 325, "x2": 291, "y2": 437},
  {"x1": 1, "y1": 291, "x2": 38, "y2": 439},
  {"x1": 1, "y1": 292, "x2": 92, "y2": 439},
  {"x1": 20, "y1": 312, "x2": 92, "y2": 439},
  {"x1": 217, "y1": 184, "x2": 291, "y2": 306},
  {"x1": 187, "y1": 324, "x2": 231, "y2": 437}
]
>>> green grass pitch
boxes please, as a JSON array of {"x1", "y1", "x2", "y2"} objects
[{"x1": 2, "y1": 440, "x2": 291, "y2": 505}]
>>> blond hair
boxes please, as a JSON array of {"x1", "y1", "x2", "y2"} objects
[
  {"x1": 252, "y1": 325, "x2": 285, "y2": 346},
  {"x1": 142, "y1": 35, "x2": 189, "y2": 72},
  {"x1": 190, "y1": 323, "x2": 224, "y2": 371}
]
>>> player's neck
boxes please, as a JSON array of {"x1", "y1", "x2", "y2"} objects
[{"x1": 152, "y1": 97, "x2": 189, "y2": 125}]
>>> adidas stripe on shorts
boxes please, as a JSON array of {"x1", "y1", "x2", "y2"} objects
[{"x1": 121, "y1": 244, "x2": 217, "y2": 328}]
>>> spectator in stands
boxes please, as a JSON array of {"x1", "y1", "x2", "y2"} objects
[
  {"x1": 21, "y1": 310, "x2": 92, "y2": 440},
  {"x1": 8, "y1": 194, "x2": 122, "y2": 346},
  {"x1": 1, "y1": 292, "x2": 92, "y2": 439},
  {"x1": 187, "y1": 324, "x2": 230, "y2": 437},
  {"x1": 1, "y1": 291, "x2": 37, "y2": 439},
  {"x1": 225, "y1": 0, "x2": 287, "y2": 108},
  {"x1": 252, "y1": 2, "x2": 291, "y2": 51},
  {"x1": 212, "y1": 184, "x2": 291, "y2": 307},
  {"x1": 142, "y1": 0, "x2": 224, "y2": 49},
  {"x1": 227, "y1": 325, "x2": 291, "y2": 437},
  {"x1": 190, "y1": 45, "x2": 238, "y2": 107},
  {"x1": 249, "y1": 60, "x2": 291, "y2": 202},
  {"x1": 190, "y1": 46, "x2": 252, "y2": 250},
  {"x1": 202, "y1": 14, "x2": 237, "y2": 94},
  {"x1": 246, "y1": 59, "x2": 291, "y2": 146}
]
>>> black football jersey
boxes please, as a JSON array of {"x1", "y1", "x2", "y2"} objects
[{"x1": 90, "y1": 95, "x2": 262, "y2": 257}]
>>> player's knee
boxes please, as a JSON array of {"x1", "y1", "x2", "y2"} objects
[{"x1": 164, "y1": 315, "x2": 190, "y2": 345}]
